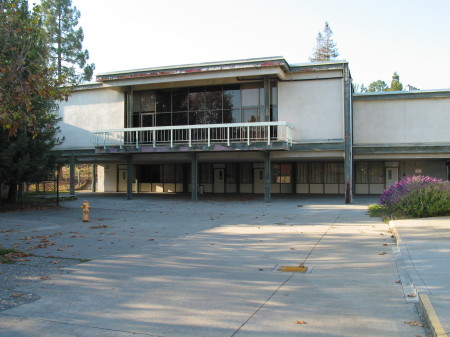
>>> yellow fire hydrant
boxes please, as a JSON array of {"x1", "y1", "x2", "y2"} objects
[{"x1": 81, "y1": 201, "x2": 91, "y2": 222}]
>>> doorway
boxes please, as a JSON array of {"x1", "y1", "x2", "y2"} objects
[
  {"x1": 385, "y1": 167, "x2": 398, "y2": 188},
  {"x1": 214, "y1": 169, "x2": 225, "y2": 193},
  {"x1": 118, "y1": 169, "x2": 127, "y2": 192},
  {"x1": 254, "y1": 168, "x2": 264, "y2": 193}
]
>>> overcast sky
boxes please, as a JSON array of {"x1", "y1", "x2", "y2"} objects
[{"x1": 39, "y1": 0, "x2": 450, "y2": 90}]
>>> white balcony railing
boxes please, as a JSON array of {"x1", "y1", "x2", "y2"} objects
[{"x1": 93, "y1": 121, "x2": 293, "y2": 149}]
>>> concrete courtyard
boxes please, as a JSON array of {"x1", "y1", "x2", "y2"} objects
[{"x1": 0, "y1": 193, "x2": 431, "y2": 336}]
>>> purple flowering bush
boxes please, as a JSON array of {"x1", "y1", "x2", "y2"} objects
[{"x1": 379, "y1": 176, "x2": 450, "y2": 218}]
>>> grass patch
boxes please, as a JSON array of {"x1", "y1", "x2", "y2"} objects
[
  {"x1": 368, "y1": 204, "x2": 386, "y2": 217},
  {"x1": 0, "y1": 247, "x2": 29, "y2": 264}
]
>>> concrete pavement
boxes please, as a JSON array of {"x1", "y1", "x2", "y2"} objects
[
  {"x1": 391, "y1": 217, "x2": 450, "y2": 337},
  {"x1": 0, "y1": 194, "x2": 430, "y2": 336}
]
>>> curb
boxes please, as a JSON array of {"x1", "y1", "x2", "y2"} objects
[
  {"x1": 390, "y1": 221, "x2": 448, "y2": 337},
  {"x1": 419, "y1": 294, "x2": 448, "y2": 337}
]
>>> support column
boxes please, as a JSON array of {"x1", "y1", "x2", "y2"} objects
[
  {"x1": 191, "y1": 152, "x2": 198, "y2": 201},
  {"x1": 343, "y1": 63, "x2": 353, "y2": 203},
  {"x1": 264, "y1": 151, "x2": 271, "y2": 203},
  {"x1": 69, "y1": 156, "x2": 75, "y2": 196},
  {"x1": 126, "y1": 87, "x2": 134, "y2": 128},
  {"x1": 91, "y1": 164, "x2": 97, "y2": 192},
  {"x1": 264, "y1": 76, "x2": 271, "y2": 122},
  {"x1": 126, "y1": 155, "x2": 133, "y2": 200}
]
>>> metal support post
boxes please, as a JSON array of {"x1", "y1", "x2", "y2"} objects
[
  {"x1": 191, "y1": 152, "x2": 198, "y2": 201},
  {"x1": 264, "y1": 151, "x2": 271, "y2": 203},
  {"x1": 126, "y1": 155, "x2": 133, "y2": 200},
  {"x1": 343, "y1": 63, "x2": 353, "y2": 203},
  {"x1": 69, "y1": 156, "x2": 75, "y2": 196}
]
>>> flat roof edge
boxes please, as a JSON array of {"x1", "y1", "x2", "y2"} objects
[
  {"x1": 354, "y1": 89, "x2": 450, "y2": 100},
  {"x1": 96, "y1": 56, "x2": 289, "y2": 82}
]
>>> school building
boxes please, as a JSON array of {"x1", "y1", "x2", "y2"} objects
[{"x1": 57, "y1": 57, "x2": 450, "y2": 201}]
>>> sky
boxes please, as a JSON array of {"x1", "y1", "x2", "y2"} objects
[{"x1": 38, "y1": 0, "x2": 450, "y2": 90}]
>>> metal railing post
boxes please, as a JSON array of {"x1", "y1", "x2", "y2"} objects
[
  {"x1": 227, "y1": 127, "x2": 230, "y2": 146},
  {"x1": 207, "y1": 127, "x2": 210, "y2": 147},
  {"x1": 247, "y1": 126, "x2": 250, "y2": 145},
  {"x1": 170, "y1": 129, "x2": 173, "y2": 148}
]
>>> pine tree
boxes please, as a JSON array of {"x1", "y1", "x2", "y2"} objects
[
  {"x1": 0, "y1": 0, "x2": 66, "y2": 202},
  {"x1": 388, "y1": 72, "x2": 403, "y2": 91},
  {"x1": 40, "y1": 0, "x2": 95, "y2": 83},
  {"x1": 310, "y1": 22, "x2": 339, "y2": 62}
]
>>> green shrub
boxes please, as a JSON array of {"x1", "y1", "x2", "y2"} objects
[{"x1": 379, "y1": 176, "x2": 450, "y2": 218}]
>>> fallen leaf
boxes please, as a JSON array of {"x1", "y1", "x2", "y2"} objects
[
  {"x1": 295, "y1": 321, "x2": 307, "y2": 324},
  {"x1": 40, "y1": 276, "x2": 50, "y2": 280},
  {"x1": 407, "y1": 293, "x2": 416, "y2": 297},
  {"x1": 11, "y1": 293, "x2": 23, "y2": 298},
  {"x1": 396, "y1": 280, "x2": 402, "y2": 284},
  {"x1": 404, "y1": 321, "x2": 423, "y2": 327},
  {"x1": 378, "y1": 252, "x2": 387, "y2": 255}
]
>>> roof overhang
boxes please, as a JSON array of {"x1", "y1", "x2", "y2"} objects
[{"x1": 96, "y1": 57, "x2": 290, "y2": 86}]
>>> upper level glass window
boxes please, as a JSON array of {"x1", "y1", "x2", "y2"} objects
[{"x1": 131, "y1": 82, "x2": 277, "y2": 128}]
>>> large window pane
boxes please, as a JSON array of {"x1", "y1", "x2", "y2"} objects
[
  {"x1": 370, "y1": 162, "x2": 385, "y2": 183},
  {"x1": 156, "y1": 90, "x2": 171, "y2": 112},
  {"x1": 355, "y1": 162, "x2": 369, "y2": 184},
  {"x1": 223, "y1": 84, "x2": 240, "y2": 110},
  {"x1": 240, "y1": 163, "x2": 252, "y2": 183},
  {"x1": 324, "y1": 162, "x2": 344, "y2": 184},
  {"x1": 189, "y1": 87, "x2": 206, "y2": 111},
  {"x1": 172, "y1": 88, "x2": 188, "y2": 112},
  {"x1": 226, "y1": 164, "x2": 237, "y2": 184},
  {"x1": 242, "y1": 83, "x2": 260, "y2": 107},
  {"x1": 231, "y1": 109, "x2": 241, "y2": 123},
  {"x1": 243, "y1": 108, "x2": 259, "y2": 123},
  {"x1": 271, "y1": 163, "x2": 280, "y2": 183},
  {"x1": 205, "y1": 86, "x2": 222, "y2": 110},
  {"x1": 162, "y1": 164, "x2": 175, "y2": 183},
  {"x1": 156, "y1": 113, "x2": 171, "y2": 127},
  {"x1": 199, "y1": 164, "x2": 213, "y2": 184},
  {"x1": 280, "y1": 164, "x2": 292, "y2": 183},
  {"x1": 310, "y1": 162, "x2": 324, "y2": 183},
  {"x1": 296, "y1": 163, "x2": 308, "y2": 184},
  {"x1": 172, "y1": 112, "x2": 188, "y2": 126}
]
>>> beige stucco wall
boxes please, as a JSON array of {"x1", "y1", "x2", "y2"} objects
[
  {"x1": 57, "y1": 87, "x2": 124, "y2": 150},
  {"x1": 278, "y1": 79, "x2": 344, "y2": 141},
  {"x1": 354, "y1": 97, "x2": 450, "y2": 144}
]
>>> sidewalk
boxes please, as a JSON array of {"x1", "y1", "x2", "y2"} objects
[
  {"x1": 391, "y1": 217, "x2": 450, "y2": 337},
  {"x1": 0, "y1": 194, "x2": 429, "y2": 336}
]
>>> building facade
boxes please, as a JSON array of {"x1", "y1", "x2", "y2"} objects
[{"x1": 57, "y1": 57, "x2": 450, "y2": 201}]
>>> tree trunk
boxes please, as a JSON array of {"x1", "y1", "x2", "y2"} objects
[{"x1": 7, "y1": 181, "x2": 18, "y2": 203}]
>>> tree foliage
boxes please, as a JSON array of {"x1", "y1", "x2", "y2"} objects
[
  {"x1": 368, "y1": 80, "x2": 388, "y2": 92},
  {"x1": 367, "y1": 72, "x2": 405, "y2": 93},
  {"x1": 310, "y1": 22, "x2": 339, "y2": 62},
  {"x1": 0, "y1": 0, "x2": 67, "y2": 202},
  {"x1": 0, "y1": 0, "x2": 68, "y2": 137},
  {"x1": 388, "y1": 72, "x2": 403, "y2": 91},
  {"x1": 41, "y1": 0, "x2": 95, "y2": 84}
]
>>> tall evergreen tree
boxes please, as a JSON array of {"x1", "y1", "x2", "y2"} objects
[
  {"x1": 310, "y1": 22, "x2": 339, "y2": 62},
  {"x1": 0, "y1": 0, "x2": 66, "y2": 202},
  {"x1": 388, "y1": 72, "x2": 403, "y2": 91},
  {"x1": 40, "y1": 0, "x2": 95, "y2": 83}
]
